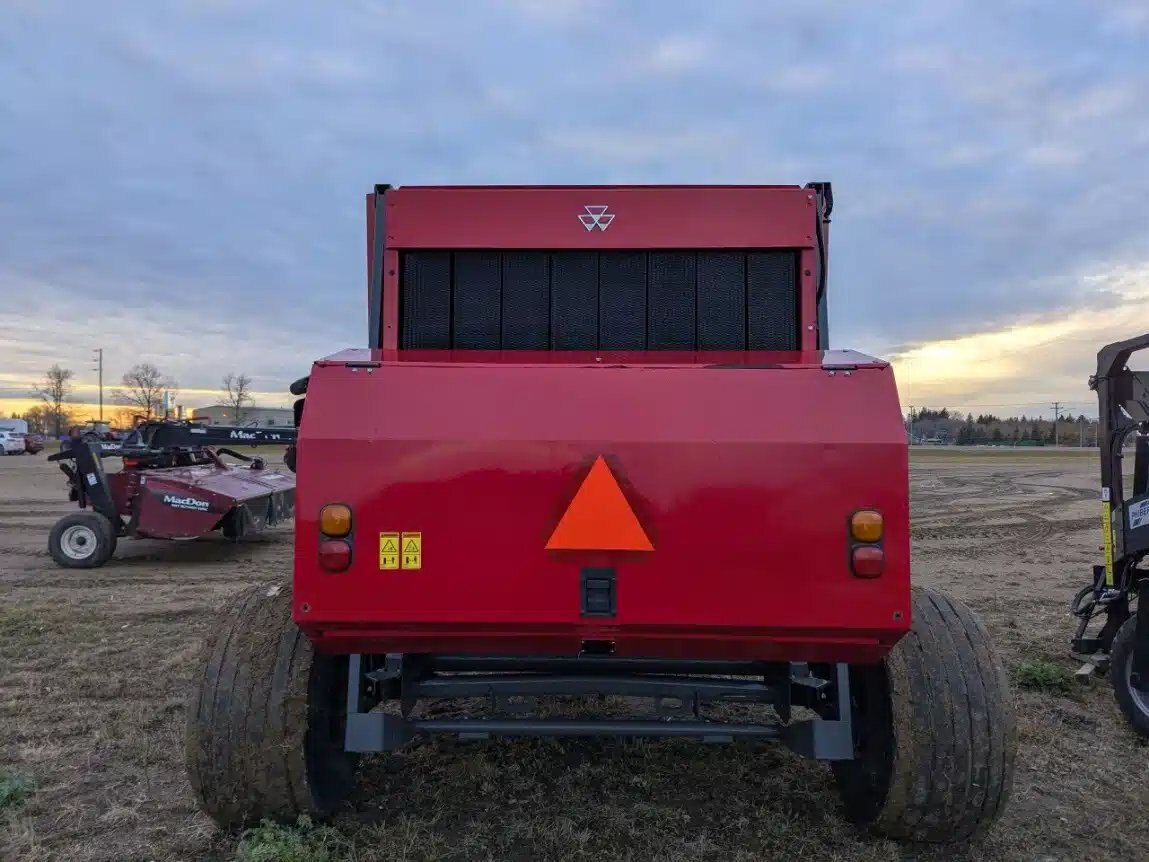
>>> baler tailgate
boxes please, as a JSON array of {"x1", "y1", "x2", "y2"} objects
[{"x1": 294, "y1": 354, "x2": 909, "y2": 661}]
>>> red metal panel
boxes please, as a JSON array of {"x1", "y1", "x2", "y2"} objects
[
  {"x1": 293, "y1": 357, "x2": 910, "y2": 662},
  {"x1": 385, "y1": 186, "x2": 817, "y2": 250},
  {"x1": 374, "y1": 185, "x2": 821, "y2": 349},
  {"x1": 799, "y1": 248, "x2": 818, "y2": 350},
  {"x1": 382, "y1": 248, "x2": 399, "y2": 350}
]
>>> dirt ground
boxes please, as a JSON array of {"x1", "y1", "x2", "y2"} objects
[{"x1": 2, "y1": 448, "x2": 1147, "y2": 861}]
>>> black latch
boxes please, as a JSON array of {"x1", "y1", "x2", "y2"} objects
[{"x1": 581, "y1": 567, "x2": 616, "y2": 617}]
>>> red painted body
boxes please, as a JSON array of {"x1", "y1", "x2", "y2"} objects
[
  {"x1": 299, "y1": 185, "x2": 909, "y2": 663},
  {"x1": 295, "y1": 351, "x2": 911, "y2": 662}
]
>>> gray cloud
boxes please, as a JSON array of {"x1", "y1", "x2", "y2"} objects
[{"x1": 0, "y1": 0, "x2": 1146, "y2": 398}]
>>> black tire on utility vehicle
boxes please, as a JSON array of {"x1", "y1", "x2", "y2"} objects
[
  {"x1": 1109, "y1": 616, "x2": 1149, "y2": 739},
  {"x1": 48, "y1": 511, "x2": 117, "y2": 568},
  {"x1": 832, "y1": 586, "x2": 1016, "y2": 843},
  {"x1": 185, "y1": 582, "x2": 358, "y2": 830}
]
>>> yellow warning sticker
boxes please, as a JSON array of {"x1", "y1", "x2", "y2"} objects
[
  {"x1": 379, "y1": 532, "x2": 400, "y2": 570},
  {"x1": 401, "y1": 532, "x2": 422, "y2": 570}
]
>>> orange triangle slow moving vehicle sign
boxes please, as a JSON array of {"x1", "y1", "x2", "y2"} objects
[{"x1": 545, "y1": 456, "x2": 654, "y2": 552}]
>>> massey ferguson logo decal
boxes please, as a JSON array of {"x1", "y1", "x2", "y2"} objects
[
  {"x1": 162, "y1": 494, "x2": 210, "y2": 512},
  {"x1": 578, "y1": 205, "x2": 615, "y2": 232}
]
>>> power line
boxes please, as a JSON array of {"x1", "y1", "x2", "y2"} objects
[{"x1": 91, "y1": 348, "x2": 103, "y2": 422}]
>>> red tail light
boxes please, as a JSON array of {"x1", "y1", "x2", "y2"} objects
[
  {"x1": 851, "y1": 546, "x2": 884, "y2": 578},
  {"x1": 319, "y1": 539, "x2": 352, "y2": 572}
]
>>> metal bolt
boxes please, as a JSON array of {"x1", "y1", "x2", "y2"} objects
[
  {"x1": 301, "y1": 603, "x2": 311, "y2": 613},
  {"x1": 807, "y1": 324, "x2": 815, "y2": 331},
  {"x1": 828, "y1": 370, "x2": 836, "y2": 377},
  {"x1": 893, "y1": 611, "x2": 903, "y2": 620},
  {"x1": 844, "y1": 370, "x2": 852, "y2": 377}
]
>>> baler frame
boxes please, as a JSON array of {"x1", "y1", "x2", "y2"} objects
[{"x1": 342, "y1": 653, "x2": 853, "y2": 759}]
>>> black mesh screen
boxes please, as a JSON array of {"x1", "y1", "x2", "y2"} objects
[{"x1": 400, "y1": 250, "x2": 799, "y2": 350}]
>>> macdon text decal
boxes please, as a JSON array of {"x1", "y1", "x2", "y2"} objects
[
  {"x1": 162, "y1": 494, "x2": 211, "y2": 512},
  {"x1": 228, "y1": 429, "x2": 287, "y2": 441}
]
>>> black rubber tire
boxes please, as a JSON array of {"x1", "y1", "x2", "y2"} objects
[
  {"x1": 832, "y1": 587, "x2": 1016, "y2": 843},
  {"x1": 47, "y1": 511, "x2": 117, "y2": 568},
  {"x1": 1109, "y1": 617, "x2": 1149, "y2": 739},
  {"x1": 185, "y1": 583, "x2": 359, "y2": 830}
]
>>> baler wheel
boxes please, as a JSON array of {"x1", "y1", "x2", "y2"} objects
[
  {"x1": 47, "y1": 511, "x2": 117, "y2": 568},
  {"x1": 185, "y1": 583, "x2": 358, "y2": 829},
  {"x1": 832, "y1": 587, "x2": 1016, "y2": 843},
  {"x1": 1109, "y1": 617, "x2": 1149, "y2": 738}
]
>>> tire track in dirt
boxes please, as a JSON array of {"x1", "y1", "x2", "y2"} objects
[
  {"x1": 0, "y1": 507, "x2": 72, "y2": 519},
  {"x1": 912, "y1": 515, "x2": 1098, "y2": 542},
  {"x1": 0, "y1": 520, "x2": 70, "y2": 531}
]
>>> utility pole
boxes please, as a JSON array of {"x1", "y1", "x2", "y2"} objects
[
  {"x1": 92, "y1": 348, "x2": 104, "y2": 422},
  {"x1": 1051, "y1": 401, "x2": 1061, "y2": 447},
  {"x1": 1079, "y1": 415, "x2": 1085, "y2": 448},
  {"x1": 907, "y1": 405, "x2": 915, "y2": 443}
]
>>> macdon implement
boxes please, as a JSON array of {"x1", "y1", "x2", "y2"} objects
[
  {"x1": 186, "y1": 183, "x2": 1016, "y2": 843},
  {"x1": 46, "y1": 420, "x2": 296, "y2": 568}
]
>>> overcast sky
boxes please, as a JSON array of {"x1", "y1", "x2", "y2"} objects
[{"x1": 2, "y1": 0, "x2": 1147, "y2": 418}]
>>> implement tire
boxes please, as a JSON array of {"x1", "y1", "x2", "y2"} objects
[
  {"x1": 185, "y1": 583, "x2": 358, "y2": 829},
  {"x1": 48, "y1": 511, "x2": 117, "y2": 568},
  {"x1": 1109, "y1": 617, "x2": 1149, "y2": 739},
  {"x1": 832, "y1": 587, "x2": 1016, "y2": 843}
]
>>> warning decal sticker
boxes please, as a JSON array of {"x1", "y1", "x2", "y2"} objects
[
  {"x1": 1129, "y1": 498, "x2": 1149, "y2": 530},
  {"x1": 401, "y1": 532, "x2": 422, "y2": 570},
  {"x1": 379, "y1": 532, "x2": 399, "y2": 570}
]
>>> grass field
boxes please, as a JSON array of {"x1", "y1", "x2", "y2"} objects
[{"x1": 1, "y1": 448, "x2": 1147, "y2": 861}]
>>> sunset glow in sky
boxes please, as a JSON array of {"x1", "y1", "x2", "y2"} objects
[{"x1": 2, "y1": 1, "x2": 1147, "y2": 422}]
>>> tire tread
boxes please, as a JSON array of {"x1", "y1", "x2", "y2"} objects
[
  {"x1": 185, "y1": 583, "x2": 356, "y2": 829},
  {"x1": 835, "y1": 586, "x2": 1016, "y2": 843}
]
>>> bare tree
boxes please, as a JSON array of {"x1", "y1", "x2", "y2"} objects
[
  {"x1": 113, "y1": 407, "x2": 141, "y2": 430},
  {"x1": 221, "y1": 372, "x2": 255, "y2": 424},
  {"x1": 114, "y1": 363, "x2": 178, "y2": 419},
  {"x1": 22, "y1": 406, "x2": 49, "y2": 434},
  {"x1": 32, "y1": 364, "x2": 75, "y2": 436}
]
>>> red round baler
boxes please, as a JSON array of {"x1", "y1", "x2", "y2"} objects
[{"x1": 187, "y1": 183, "x2": 1015, "y2": 843}]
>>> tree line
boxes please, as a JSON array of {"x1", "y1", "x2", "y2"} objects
[
  {"x1": 18, "y1": 363, "x2": 255, "y2": 436},
  {"x1": 908, "y1": 407, "x2": 1098, "y2": 446}
]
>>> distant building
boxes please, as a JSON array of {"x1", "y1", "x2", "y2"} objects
[{"x1": 191, "y1": 405, "x2": 294, "y2": 428}]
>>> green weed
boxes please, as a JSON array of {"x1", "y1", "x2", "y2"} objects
[
  {"x1": 0, "y1": 769, "x2": 34, "y2": 810},
  {"x1": 1015, "y1": 659, "x2": 1075, "y2": 693},
  {"x1": 235, "y1": 816, "x2": 347, "y2": 862}
]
